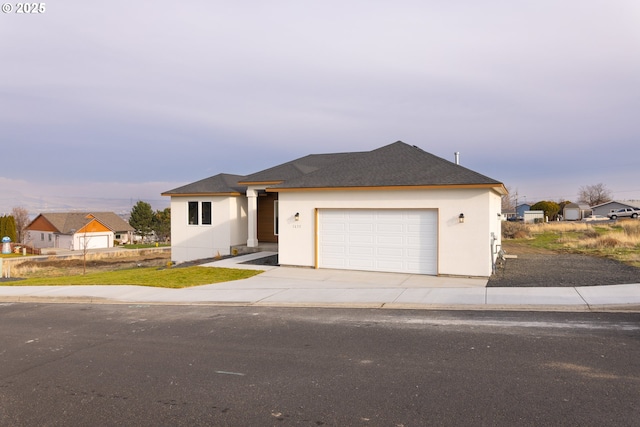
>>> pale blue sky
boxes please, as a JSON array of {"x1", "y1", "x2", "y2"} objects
[{"x1": 2, "y1": 1, "x2": 639, "y2": 214}]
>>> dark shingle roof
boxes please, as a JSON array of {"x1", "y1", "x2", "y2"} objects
[
  {"x1": 162, "y1": 173, "x2": 247, "y2": 195},
  {"x1": 161, "y1": 141, "x2": 504, "y2": 196},
  {"x1": 239, "y1": 152, "x2": 360, "y2": 184},
  {"x1": 271, "y1": 141, "x2": 503, "y2": 189}
]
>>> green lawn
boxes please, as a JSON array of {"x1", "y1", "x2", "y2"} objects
[{"x1": 6, "y1": 266, "x2": 262, "y2": 288}]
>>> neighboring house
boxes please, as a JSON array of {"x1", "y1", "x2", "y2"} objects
[
  {"x1": 591, "y1": 201, "x2": 640, "y2": 217},
  {"x1": 502, "y1": 203, "x2": 530, "y2": 221},
  {"x1": 516, "y1": 203, "x2": 531, "y2": 219},
  {"x1": 162, "y1": 141, "x2": 507, "y2": 277},
  {"x1": 563, "y1": 203, "x2": 592, "y2": 221},
  {"x1": 25, "y1": 212, "x2": 134, "y2": 250}
]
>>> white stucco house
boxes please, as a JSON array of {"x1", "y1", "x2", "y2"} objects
[{"x1": 162, "y1": 141, "x2": 507, "y2": 277}]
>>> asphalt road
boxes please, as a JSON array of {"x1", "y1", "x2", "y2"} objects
[{"x1": 1, "y1": 304, "x2": 639, "y2": 426}]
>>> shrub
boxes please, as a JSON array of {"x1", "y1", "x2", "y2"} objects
[
  {"x1": 621, "y1": 221, "x2": 640, "y2": 237},
  {"x1": 502, "y1": 221, "x2": 530, "y2": 239}
]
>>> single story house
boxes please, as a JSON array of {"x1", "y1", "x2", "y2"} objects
[
  {"x1": 591, "y1": 201, "x2": 640, "y2": 217},
  {"x1": 25, "y1": 212, "x2": 134, "y2": 250},
  {"x1": 502, "y1": 203, "x2": 531, "y2": 221},
  {"x1": 162, "y1": 141, "x2": 507, "y2": 277}
]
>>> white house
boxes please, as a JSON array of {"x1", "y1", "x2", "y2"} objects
[
  {"x1": 162, "y1": 141, "x2": 507, "y2": 277},
  {"x1": 25, "y1": 212, "x2": 134, "y2": 250}
]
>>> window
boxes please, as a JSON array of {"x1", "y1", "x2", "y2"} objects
[
  {"x1": 188, "y1": 201, "x2": 199, "y2": 225},
  {"x1": 188, "y1": 201, "x2": 212, "y2": 225},
  {"x1": 202, "y1": 202, "x2": 212, "y2": 225},
  {"x1": 48, "y1": 234, "x2": 52, "y2": 242},
  {"x1": 41, "y1": 233, "x2": 44, "y2": 241}
]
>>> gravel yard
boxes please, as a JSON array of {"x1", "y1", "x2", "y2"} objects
[{"x1": 487, "y1": 244, "x2": 640, "y2": 287}]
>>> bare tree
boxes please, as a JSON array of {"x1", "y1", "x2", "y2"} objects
[
  {"x1": 11, "y1": 206, "x2": 29, "y2": 243},
  {"x1": 501, "y1": 186, "x2": 517, "y2": 212},
  {"x1": 578, "y1": 183, "x2": 612, "y2": 206},
  {"x1": 80, "y1": 230, "x2": 91, "y2": 275}
]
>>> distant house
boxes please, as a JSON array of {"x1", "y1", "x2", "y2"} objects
[
  {"x1": 163, "y1": 141, "x2": 507, "y2": 278},
  {"x1": 25, "y1": 212, "x2": 134, "y2": 250},
  {"x1": 563, "y1": 203, "x2": 592, "y2": 221},
  {"x1": 591, "y1": 201, "x2": 640, "y2": 217},
  {"x1": 516, "y1": 204, "x2": 531, "y2": 219},
  {"x1": 503, "y1": 203, "x2": 530, "y2": 221}
]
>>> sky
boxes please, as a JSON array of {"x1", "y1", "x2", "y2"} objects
[{"x1": 2, "y1": 1, "x2": 640, "y2": 215}]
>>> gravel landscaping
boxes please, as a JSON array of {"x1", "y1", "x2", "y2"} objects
[{"x1": 487, "y1": 253, "x2": 640, "y2": 287}]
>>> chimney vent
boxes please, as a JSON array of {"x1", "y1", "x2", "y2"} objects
[{"x1": 454, "y1": 152, "x2": 460, "y2": 165}]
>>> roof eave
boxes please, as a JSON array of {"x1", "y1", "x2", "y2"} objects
[
  {"x1": 237, "y1": 180, "x2": 284, "y2": 186},
  {"x1": 267, "y1": 183, "x2": 507, "y2": 193},
  {"x1": 161, "y1": 192, "x2": 244, "y2": 197}
]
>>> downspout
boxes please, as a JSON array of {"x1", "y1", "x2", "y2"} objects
[{"x1": 490, "y1": 232, "x2": 497, "y2": 274}]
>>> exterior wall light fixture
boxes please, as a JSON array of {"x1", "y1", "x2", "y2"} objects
[
  {"x1": 458, "y1": 213, "x2": 465, "y2": 223},
  {"x1": 295, "y1": 212, "x2": 300, "y2": 221}
]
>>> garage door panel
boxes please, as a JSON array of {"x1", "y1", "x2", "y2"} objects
[
  {"x1": 376, "y1": 260, "x2": 406, "y2": 270},
  {"x1": 321, "y1": 245, "x2": 346, "y2": 255},
  {"x1": 323, "y1": 236, "x2": 346, "y2": 244},
  {"x1": 349, "y1": 246, "x2": 374, "y2": 256},
  {"x1": 319, "y1": 209, "x2": 437, "y2": 275},
  {"x1": 348, "y1": 223, "x2": 374, "y2": 233},
  {"x1": 377, "y1": 223, "x2": 404, "y2": 233},
  {"x1": 349, "y1": 235, "x2": 374, "y2": 244},
  {"x1": 323, "y1": 223, "x2": 346, "y2": 232},
  {"x1": 377, "y1": 247, "x2": 404, "y2": 257},
  {"x1": 377, "y1": 235, "x2": 404, "y2": 245},
  {"x1": 323, "y1": 257, "x2": 346, "y2": 268},
  {"x1": 348, "y1": 258, "x2": 375, "y2": 269}
]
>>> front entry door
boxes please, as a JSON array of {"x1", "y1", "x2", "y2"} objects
[{"x1": 257, "y1": 192, "x2": 278, "y2": 243}]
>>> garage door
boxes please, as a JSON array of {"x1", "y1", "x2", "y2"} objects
[
  {"x1": 78, "y1": 235, "x2": 109, "y2": 250},
  {"x1": 319, "y1": 209, "x2": 437, "y2": 274}
]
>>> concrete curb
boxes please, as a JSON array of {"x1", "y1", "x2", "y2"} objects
[{"x1": 2, "y1": 296, "x2": 639, "y2": 313}]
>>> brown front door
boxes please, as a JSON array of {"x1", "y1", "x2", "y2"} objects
[{"x1": 257, "y1": 192, "x2": 278, "y2": 243}]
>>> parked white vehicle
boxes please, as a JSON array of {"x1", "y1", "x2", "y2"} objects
[{"x1": 607, "y1": 208, "x2": 640, "y2": 219}]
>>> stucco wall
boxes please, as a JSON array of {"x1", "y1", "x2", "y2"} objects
[
  {"x1": 276, "y1": 188, "x2": 502, "y2": 277},
  {"x1": 170, "y1": 196, "x2": 246, "y2": 263},
  {"x1": 229, "y1": 196, "x2": 248, "y2": 247}
]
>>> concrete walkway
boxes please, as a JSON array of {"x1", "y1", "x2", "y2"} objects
[{"x1": 1, "y1": 252, "x2": 639, "y2": 312}]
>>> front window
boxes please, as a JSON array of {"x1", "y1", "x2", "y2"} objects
[
  {"x1": 188, "y1": 201, "x2": 199, "y2": 225},
  {"x1": 202, "y1": 202, "x2": 212, "y2": 225},
  {"x1": 188, "y1": 201, "x2": 212, "y2": 225}
]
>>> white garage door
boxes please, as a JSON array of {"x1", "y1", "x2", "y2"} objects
[
  {"x1": 319, "y1": 209, "x2": 437, "y2": 274},
  {"x1": 78, "y1": 235, "x2": 109, "y2": 250}
]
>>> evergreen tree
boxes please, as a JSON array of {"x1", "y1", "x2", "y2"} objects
[
  {"x1": 0, "y1": 215, "x2": 17, "y2": 242},
  {"x1": 129, "y1": 201, "x2": 154, "y2": 242},
  {"x1": 152, "y1": 208, "x2": 171, "y2": 243},
  {"x1": 531, "y1": 201, "x2": 561, "y2": 221}
]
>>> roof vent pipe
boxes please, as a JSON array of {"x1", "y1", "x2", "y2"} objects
[{"x1": 454, "y1": 152, "x2": 460, "y2": 165}]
